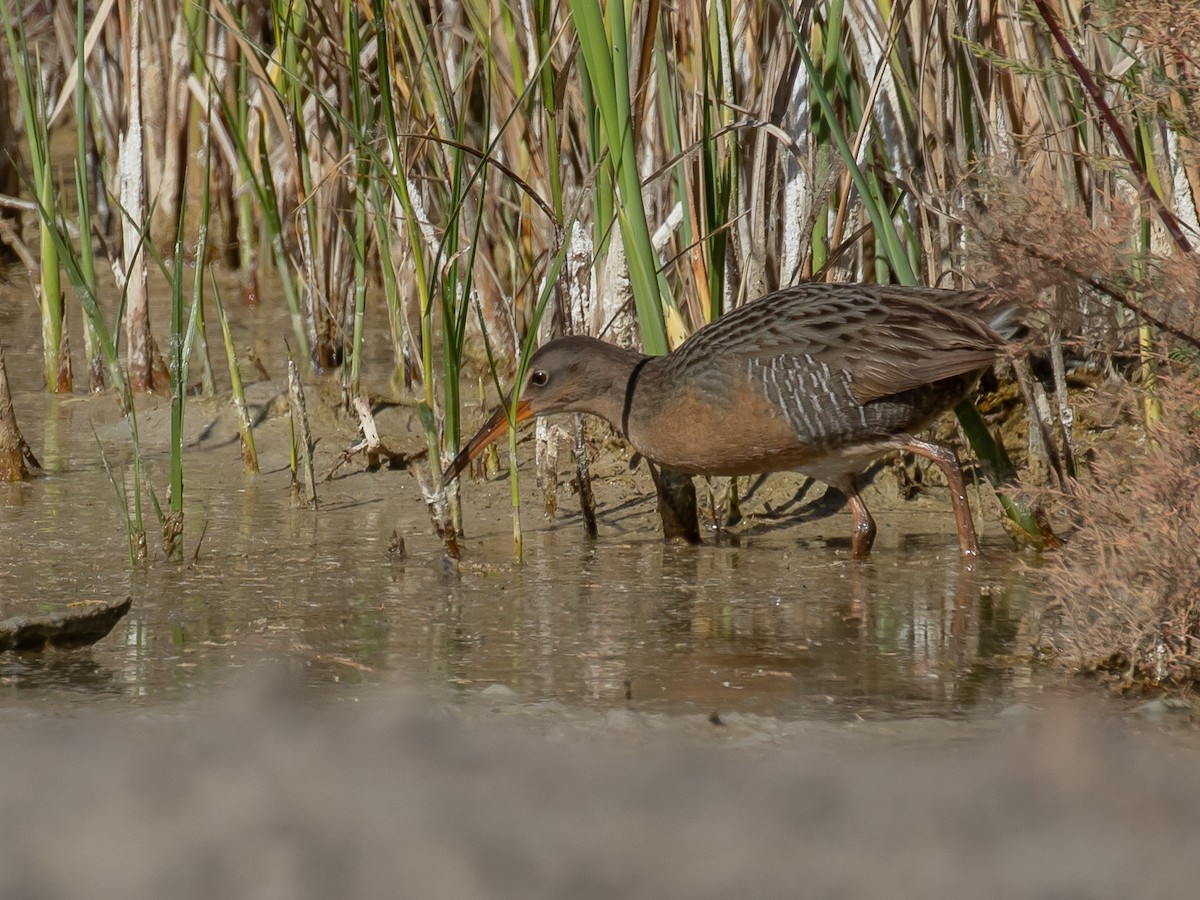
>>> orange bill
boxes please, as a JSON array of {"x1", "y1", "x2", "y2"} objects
[{"x1": 442, "y1": 399, "x2": 534, "y2": 483}]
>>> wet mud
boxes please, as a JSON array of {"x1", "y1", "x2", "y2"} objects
[{"x1": 3, "y1": 682, "x2": 1200, "y2": 899}]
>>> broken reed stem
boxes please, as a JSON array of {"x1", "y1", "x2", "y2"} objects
[
  {"x1": 0, "y1": 336, "x2": 39, "y2": 482},
  {"x1": 416, "y1": 401, "x2": 460, "y2": 558},
  {"x1": 571, "y1": 413, "x2": 598, "y2": 538},
  {"x1": 481, "y1": 378, "x2": 499, "y2": 477},
  {"x1": 351, "y1": 396, "x2": 382, "y2": 467},
  {"x1": 535, "y1": 418, "x2": 558, "y2": 517},
  {"x1": 287, "y1": 356, "x2": 318, "y2": 508}
]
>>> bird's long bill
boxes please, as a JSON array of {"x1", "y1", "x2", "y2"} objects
[{"x1": 442, "y1": 399, "x2": 534, "y2": 483}]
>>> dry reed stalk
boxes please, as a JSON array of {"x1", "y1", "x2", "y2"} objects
[
  {"x1": 286, "y1": 355, "x2": 318, "y2": 508},
  {"x1": 114, "y1": 0, "x2": 163, "y2": 393},
  {"x1": 144, "y1": 7, "x2": 190, "y2": 250}
]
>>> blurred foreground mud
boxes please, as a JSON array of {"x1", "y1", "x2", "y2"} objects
[{"x1": 1, "y1": 676, "x2": 1197, "y2": 899}]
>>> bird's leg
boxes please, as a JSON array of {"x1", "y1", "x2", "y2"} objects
[
  {"x1": 901, "y1": 436, "x2": 980, "y2": 557},
  {"x1": 835, "y1": 476, "x2": 876, "y2": 558},
  {"x1": 647, "y1": 463, "x2": 701, "y2": 544}
]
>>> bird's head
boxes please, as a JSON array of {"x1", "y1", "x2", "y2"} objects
[{"x1": 442, "y1": 336, "x2": 644, "y2": 483}]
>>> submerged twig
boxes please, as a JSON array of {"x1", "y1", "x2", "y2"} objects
[
  {"x1": 189, "y1": 520, "x2": 209, "y2": 568},
  {"x1": 325, "y1": 396, "x2": 418, "y2": 480}
]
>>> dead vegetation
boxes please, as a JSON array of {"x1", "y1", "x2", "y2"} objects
[
  {"x1": 1039, "y1": 373, "x2": 1200, "y2": 691},
  {"x1": 961, "y1": 148, "x2": 1200, "y2": 693}
]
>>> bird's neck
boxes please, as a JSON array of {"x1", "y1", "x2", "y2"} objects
[{"x1": 570, "y1": 342, "x2": 662, "y2": 437}]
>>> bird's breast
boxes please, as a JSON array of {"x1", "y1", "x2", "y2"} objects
[{"x1": 624, "y1": 365, "x2": 836, "y2": 476}]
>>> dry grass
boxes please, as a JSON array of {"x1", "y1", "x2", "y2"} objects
[{"x1": 1041, "y1": 372, "x2": 1200, "y2": 691}]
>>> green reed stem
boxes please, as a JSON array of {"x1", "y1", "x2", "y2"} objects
[
  {"x1": 185, "y1": 74, "x2": 216, "y2": 398},
  {"x1": 568, "y1": 0, "x2": 670, "y2": 354},
  {"x1": 232, "y1": 0, "x2": 259, "y2": 286},
  {"x1": 807, "y1": 2, "x2": 842, "y2": 274},
  {"x1": 286, "y1": 348, "x2": 318, "y2": 508},
  {"x1": 535, "y1": 0, "x2": 564, "y2": 223},
  {"x1": 92, "y1": 428, "x2": 137, "y2": 566},
  {"x1": 655, "y1": 33, "x2": 692, "y2": 262},
  {"x1": 476, "y1": 177, "x2": 594, "y2": 560},
  {"x1": 210, "y1": 274, "x2": 259, "y2": 473},
  {"x1": 256, "y1": 125, "x2": 310, "y2": 362},
  {"x1": 369, "y1": 180, "x2": 409, "y2": 389},
  {"x1": 783, "y1": 4, "x2": 914, "y2": 284},
  {"x1": 2, "y1": 5, "x2": 67, "y2": 391},
  {"x1": 276, "y1": 0, "x2": 322, "y2": 366},
  {"x1": 701, "y1": 0, "x2": 735, "y2": 324}
]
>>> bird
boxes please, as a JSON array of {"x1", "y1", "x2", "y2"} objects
[{"x1": 443, "y1": 283, "x2": 1020, "y2": 557}]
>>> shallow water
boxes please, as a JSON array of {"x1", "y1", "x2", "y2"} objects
[{"x1": 1, "y1": 430, "x2": 1044, "y2": 721}]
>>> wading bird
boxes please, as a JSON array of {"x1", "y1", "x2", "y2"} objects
[{"x1": 444, "y1": 283, "x2": 1020, "y2": 557}]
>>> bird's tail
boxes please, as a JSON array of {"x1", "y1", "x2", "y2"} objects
[{"x1": 983, "y1": 301, "x2": 1026, "y2": 343}]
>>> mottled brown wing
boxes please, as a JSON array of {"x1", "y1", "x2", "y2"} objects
[
  {"x1": 840, "y1": 286, "x2": 1009, "y2": 403},
  {"x1": 666, "y1": 283, "x2": 1010, "y2": 405}
]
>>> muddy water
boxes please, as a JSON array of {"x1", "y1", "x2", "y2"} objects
[
  {"x1": 0, "y1": 275, "x2": 1053, "y2": 723},
  {"x1": 0, "y1": 387, "x2": 1044, "y2": 720},
  {"x1": 1, "y1": 432, "x2": 1042, "y2": 719}
]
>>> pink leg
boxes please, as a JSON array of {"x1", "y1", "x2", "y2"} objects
[
  {"x1": 835, "y1": 476, "x2": 877, "y2": 558},
  {"x1": 901, "y1": 436, "x2": 980, "y2": 558}
]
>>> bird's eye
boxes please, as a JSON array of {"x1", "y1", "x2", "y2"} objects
[{"x1": 530, "y1": 370, "x2": 549, "y2": 387}]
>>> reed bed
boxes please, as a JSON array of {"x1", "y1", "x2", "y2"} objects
[{"x1": 1, "y1": 1, "x2": 1198, "y2": 677}]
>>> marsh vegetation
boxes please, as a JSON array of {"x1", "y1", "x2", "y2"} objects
[{"x1": 1, "y1": 0, "x2": 1199, "y2": 692}]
